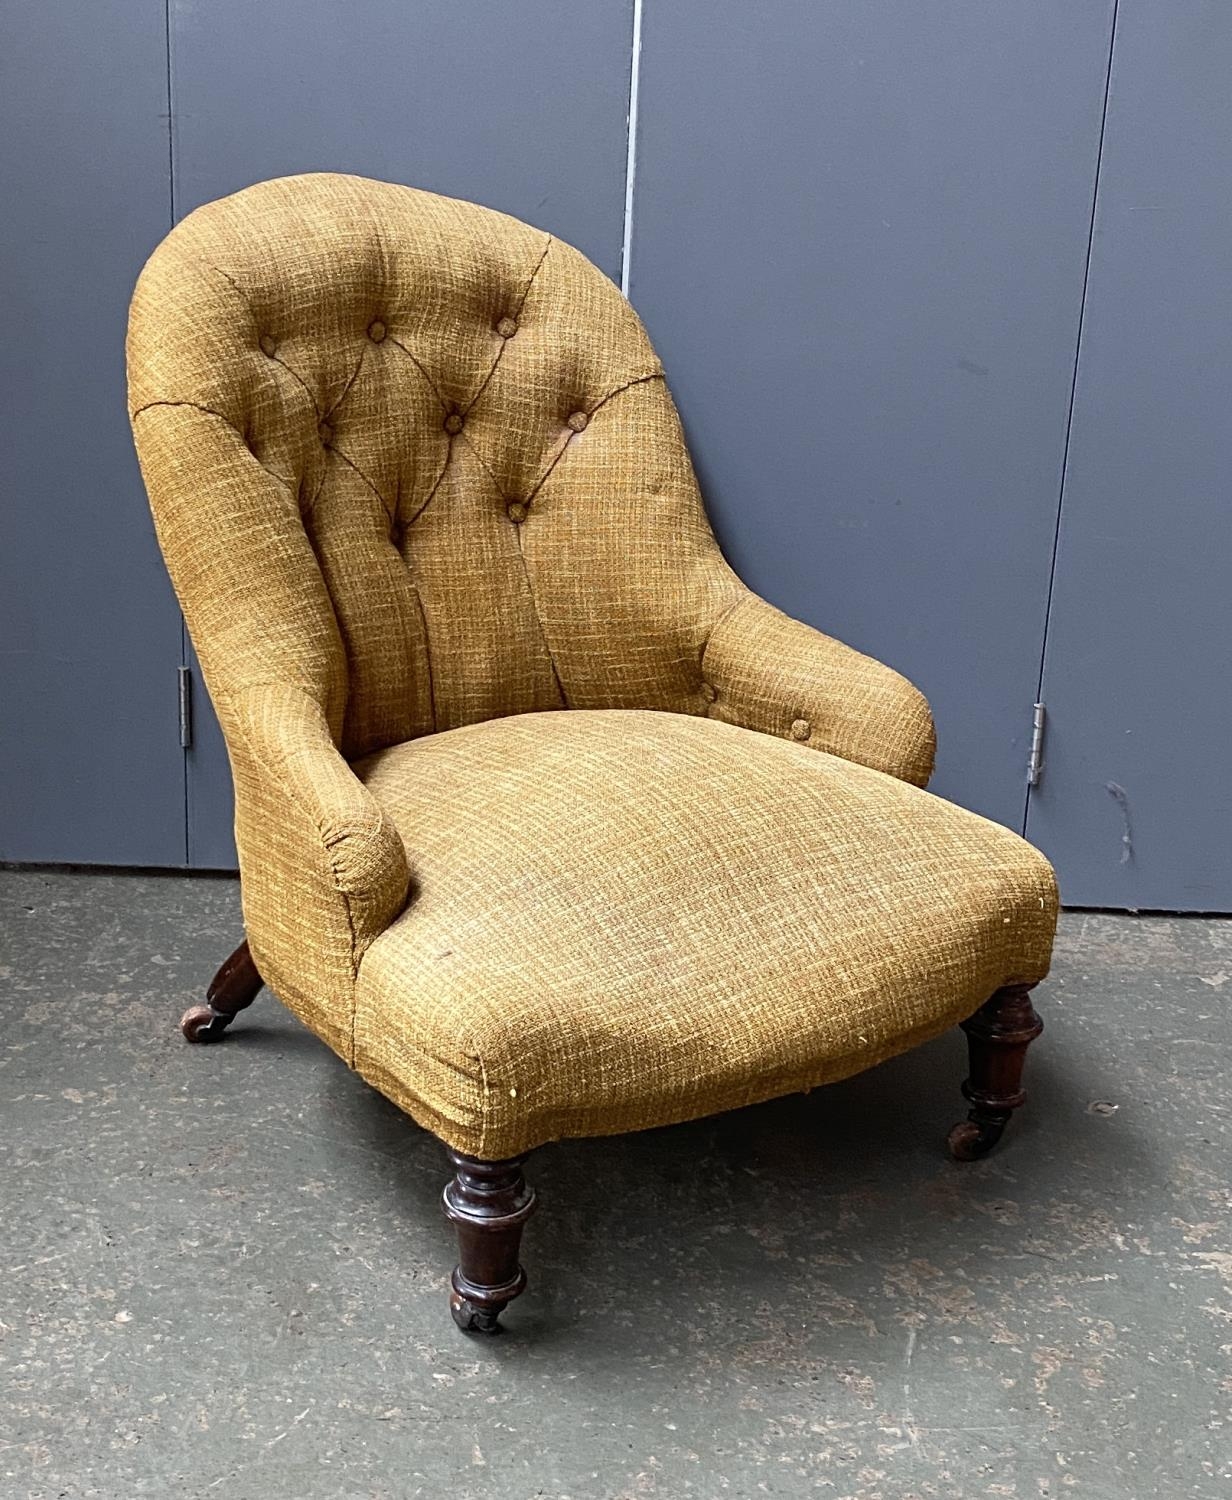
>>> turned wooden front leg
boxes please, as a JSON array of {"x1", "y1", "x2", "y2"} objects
[
  {"x1": 947, "y1": 983, "x2": 1044, "y2": 1161},
  {"x1": 442, "y1": 1150, "x2": 537, "y2": 1334}
]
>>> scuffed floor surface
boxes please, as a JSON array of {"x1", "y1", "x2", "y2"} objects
[{"x1": 2, "y1": 869, "x2": 1230, "y2": 1499}]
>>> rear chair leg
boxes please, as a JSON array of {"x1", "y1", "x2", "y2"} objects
[
  {"x1": 442, "y1": 1150, "x2": 537, "y2": 1334},
  {"x1": 947, "y1": 983, "x2": 1043, "y2": 1161},
  {"x1": 180, "y1": 939, "x2": 263, "y2": 1042}
]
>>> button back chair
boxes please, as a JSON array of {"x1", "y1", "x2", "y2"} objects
[{"x1": 127, "y1": 174, "x2": 1057, "y2": 1334}]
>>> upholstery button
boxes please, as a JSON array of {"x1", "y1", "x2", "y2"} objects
[
  {"x1": 444, "y1": 413, "x2": 464, "y2": 434},
  {"x1": 318, "y1": 421, "x2": 333, "y2": 447},
  {"x1": 259, "y1": 334, "x2": 277, "y2": 357},
  {"x1": 368, "y1": 319, "x2": 386, "y2": 343},
  {"x1": 496, "y1": 316, "x2": 518, "y2": 338},
  {"x1": 566, "y1": 410, "x2": 589, "y2": 433},
  {"x1": 507, "y1": 500, "x2": 527, "y2": 524},
  {"x1": 701, "y1": 683, "x2": 717, "y2": 704},
  {"x1": 790, "y1": 718, "x2": 811, "y2": 742}
]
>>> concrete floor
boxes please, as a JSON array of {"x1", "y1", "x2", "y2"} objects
[{"x1": 1, "y1": 870, "x2": 1230, "y2": 1499}]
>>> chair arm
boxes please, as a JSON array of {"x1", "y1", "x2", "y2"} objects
[
  {"x1": 227, "y1": 681, "x2": 411, "y2": 951},
  {"x1": 702, "y1": 594, "x2": 936, "y2": 787}
]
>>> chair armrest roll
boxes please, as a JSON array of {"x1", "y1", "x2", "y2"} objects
[
  {"x1": 703, "y1": 594, "x2": 936, "y2": 787},
  {"x1": 228, "y1": 681, "x2": 410, "y2": 951}
]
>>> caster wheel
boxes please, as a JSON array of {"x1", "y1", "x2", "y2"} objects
[
  {"x1": 947, "y1": 1117, "x2": 1005, "y2": 1162},
  {"x1": 180, "y1": 1004, "x2": 232, "y2": 1043},
  {"x1": 450, "y1": 1291, "x2": 503, "y2": 1335}
]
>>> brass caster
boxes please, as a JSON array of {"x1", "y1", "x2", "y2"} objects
[
  {"x1": 947, "y1": 1115, "x2": 1007, "y2": 1162},
  {"x1": 450, "y1": 1290, "x2": 504, "y2": 1335},
  {"x1": 179, "y1": 1004, "x2": 234, "y2": 1043}
]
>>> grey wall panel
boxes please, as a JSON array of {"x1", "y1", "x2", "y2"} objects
[
  {"x1": 170, "y1": 0, "x2": 632, "y2": 276},
  {"x1": 0, "y1": 2, "x2": 185, "y2": 865},
  {"x1": 1027, "y1": 3, "x2": 1232, "y2": 910},
  {"x1": 168, "y1": 0, "x2": 635, "y2": 867},
  {"x1": 628, "y1": 1, "x2": 1116, "y2": 829}
]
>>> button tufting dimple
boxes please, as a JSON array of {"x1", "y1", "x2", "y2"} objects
[
  {"x1": 444, "y1": 413, "x2": 464, "y2": 435},
  {"x1": 368, "y1": 319, "x2": 386, "y2": 343},
  {"x1": 506, "y1": 501, "x2": 528, "y2": 524},
  {"x1": 318, "y1": 421, "x2": 333, "y2": 447},
  {"x1": 566, "y1": 411, "x2": 589, "y2": 433},
  {"x1": 790, "y1": 718, "x2": 812, "y2": 742},
  {"x1": 259, "y1": 334, "x2": 277, "y2": 358},
  {"x1": 496, "y1": 316, "x2": 518, "y2": 338},
  {"x1": 701, "y1": 683, "x2": 717, "y2": 704}
]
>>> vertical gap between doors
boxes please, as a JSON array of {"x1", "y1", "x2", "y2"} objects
[
  {"x1": 1023, "y1": 0, "x2": 1121, "y2": 835},
  {"x1": 620, "y1": 0, "x2": 644, "y2": 298}
]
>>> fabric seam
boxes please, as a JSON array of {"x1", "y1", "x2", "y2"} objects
[{"x1": 131, "y1": 399, "x2": 304, "y2": 498}]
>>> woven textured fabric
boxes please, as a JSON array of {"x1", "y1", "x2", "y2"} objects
[
  {"x1": 353, "y1": 711, "x2": 1056, "y2": 1158},
  {"x1": 127, "y1": 173, "x2": 1057, "y2": 1152}
]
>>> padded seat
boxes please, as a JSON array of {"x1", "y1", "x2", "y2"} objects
[{"x1": 353, "y1": 710, "x2": 1055, "y2": 1158}]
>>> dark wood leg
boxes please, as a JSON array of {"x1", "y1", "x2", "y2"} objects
[
  {"x1": 180, "y1": 939, "x2": 263, "y2": 1043},
  {"x1": 441, "y1": 1149, "x2": 536, "y2": 1334},
  {"x1": 947, "y1": 983, "x2": 1044, "y2": 1161}
]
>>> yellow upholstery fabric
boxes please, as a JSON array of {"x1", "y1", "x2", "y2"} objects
[
  {"x1": 127, "y1": 173, "x2": 1057, "y2": 1156},
  {"x1": 354, "y1": 711, "x2": 1055, "y2": 1158}
]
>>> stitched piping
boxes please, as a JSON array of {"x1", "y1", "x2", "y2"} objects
[
  {"x1": 131, "y1": 395, "x2": 237, "y2": 426},
  {"x1": 507, "y1": 374, "x2": 665, "y2": 708},
  {"x1": 325, "y1": 343, "x2": 366, "y2": 422},
  {"x1": 211, "y1": 263, "x2": 253, "y2": 316},
  {"x1": 462, "y1": 233, "x2": 552, "y2": 418},
  {"x1": 131, "y1": 399, "x2": 304, "y2": 499},
  {"x1": 332, "y1": 443, "x2": 395, "y2": 523},
  {"x1": 402, "y1": 445, "x2": 452, "y2": 528},
  {"x1": 209, "y1": 259, "x2": 324, "y2": 416},
  {"x1": 457, "y1": 367, "x2": 665, "y2": 511},
  {"x1": 271, "y1": 352, "x2": 324, "y2": 416},
  {"x1": 526, "y1": 370, "x2": 663, "y2": 504},
  {"x1": 520, "y1": 431, "x2": 574, "y2": 508},
  {"x1": 506, "y1": 370, "x2": 670, "y2": 706},
  {"x1": 387, "y1": 333, "x2": 449, "y2": 411},
  {"x1": 454, "y1": 425, "x2": 519, "y2": 502}
]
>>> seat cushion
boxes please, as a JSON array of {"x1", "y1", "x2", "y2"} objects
[{"x1": 351, "y1": 710, "x2": 1056, "y2": 1157}]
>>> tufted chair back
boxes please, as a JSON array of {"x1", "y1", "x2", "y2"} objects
[{"x1": 127, "y1": 173, "x2": 741, "y2": 763}]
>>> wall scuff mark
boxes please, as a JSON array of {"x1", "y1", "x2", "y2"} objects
[{"x1": 1106, "y1": 781, "x2": 1133, "y2": 863}]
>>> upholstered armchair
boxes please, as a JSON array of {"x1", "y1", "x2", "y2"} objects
[{"x1": 128, "y1": 174, "x2": 1057, "y2": 1334}]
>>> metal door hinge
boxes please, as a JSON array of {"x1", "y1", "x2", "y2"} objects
[
  {"x1": 1026, "y1": 701, "x2": 1046, "y2": 787},
  {"x1": 178, "y1": 665, "x2": 193, "y2": 749}
]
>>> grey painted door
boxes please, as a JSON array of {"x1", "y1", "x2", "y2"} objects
[
  {"x1": 0, "y1": 2, "x2": 185, "y2": 865},
  {"x1": 7, "y1": 1, "x2": 1228, "y2": 911},
  {"x1": 1027, "y1": 2, "x2": 1232, "y2": 910},
  {"x1": 167, "y1": 0, "x2": 636, "y2": 867},
  {"x1": 627, "y1": 0, "x2": 1117, "y2": 830}
]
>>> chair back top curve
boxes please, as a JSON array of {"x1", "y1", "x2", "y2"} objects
[{"x1": 128, "y1": 173, "x2": 740, "y2": 758}]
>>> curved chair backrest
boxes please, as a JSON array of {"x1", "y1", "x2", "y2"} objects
[{"x1": 127, "y1": 173, "x2": 739, "y2": 761}]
